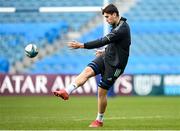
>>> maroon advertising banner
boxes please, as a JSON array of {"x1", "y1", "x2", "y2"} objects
[
  {"x1": 0, "y1": 73, "x2": 133, "y2": 96},
  {"x1": 2, "y1": 73, "x2": 180, "y2": 96}
]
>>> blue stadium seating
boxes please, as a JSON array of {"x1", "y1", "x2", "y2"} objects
[
  {"x1": 1, "y1": 0, "x2": 180, "y2": 74},
  {"x1": 0, "y1": 0, "x2": 104, "y2": 73},
  {"x1": 0, "y1": 21, "x2": 68, "y2": 69},
  {"x1": 0, "y1": 22, "x2": 68, "y2": 42},
  {"x1": 123, "y1": 0, "x2": 180, "y2": 74},
  {"x1": 0, "y1": 57, "x2": 9, "y2": 72},
  {"x1": 24, "y1": 24, "x2": 103, "y2": 74},
  {"x1": 25, "y1": 47, "x2": 95, "y2": 74},
  {"x1": 0, "y1": 0, "x2": 103, "y2": 8},
  {"x1": 0, "y1": 0, "x2": 101, "y2": 31},
  {"x1": 125, "y1": 0, "x2": 180, "y2": 21}
]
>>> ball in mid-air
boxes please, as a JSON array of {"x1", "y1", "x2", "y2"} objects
[{"x1": 25, "y1": 44, "x2": 38, "y2": 58}]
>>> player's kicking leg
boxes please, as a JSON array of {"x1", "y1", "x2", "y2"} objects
[
  {"x1": 53, "y1": 89, "x2": 69, "y2": 100},
  {"x1": 52, "y1": 66, "x2": 95, "y2": 100}
]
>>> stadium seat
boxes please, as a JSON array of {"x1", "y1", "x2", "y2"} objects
[{"x1": 0, "y1": 57, "x2": 9, "y2": 72}]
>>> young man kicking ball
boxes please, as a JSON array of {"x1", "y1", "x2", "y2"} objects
[{"x1": 53, "y1": 4, "x2": 131, "y2": 127}]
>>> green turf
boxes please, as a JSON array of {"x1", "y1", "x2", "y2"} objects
[{"x1": 0, "y1": 96, "x2": 180, "y2": 130}]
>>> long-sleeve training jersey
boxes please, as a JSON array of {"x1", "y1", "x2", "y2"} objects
[{"x1": 84, "y1": 17, "x2": 131, "y2": 69}]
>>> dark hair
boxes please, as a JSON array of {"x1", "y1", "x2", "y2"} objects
[{"x1": 102, "y1": 4, "x2": 119, "y2": 16}]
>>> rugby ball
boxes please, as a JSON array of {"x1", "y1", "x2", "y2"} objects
[{"x1": 25, "y1": 44, "x2": 38, "y2": 58}]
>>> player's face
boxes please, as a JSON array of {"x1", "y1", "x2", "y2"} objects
[{"x1": 103, "y1": 13, "x2": 117, "y2": 25}]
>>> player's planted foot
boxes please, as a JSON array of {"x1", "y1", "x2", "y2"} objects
[
  {"x1": 89, "y1": 120, "x2": 103, "y2": 127},
  {"x1": 53, "y1": 89, "x2": 69, "y2": 100}
]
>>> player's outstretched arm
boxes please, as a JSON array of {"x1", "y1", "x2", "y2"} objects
[{"x1": 68, "y1": 41, "x2": 84, "y2": 49}]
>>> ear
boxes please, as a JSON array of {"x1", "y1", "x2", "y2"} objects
[{"x1": 112, "y1": 12, "x2": 117, "y2": 17}]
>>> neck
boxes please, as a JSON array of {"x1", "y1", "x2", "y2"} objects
[{"x1": 114, "y1": 16, "x2": 121, "y2": 26}]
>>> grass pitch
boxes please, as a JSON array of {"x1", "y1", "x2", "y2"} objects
[{"x1": 0, "y1": 96, "x2": 180, "y2": 130}]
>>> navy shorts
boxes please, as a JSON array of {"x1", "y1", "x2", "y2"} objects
[{"x1": 88, "y1": 55, "x2": 124, "y2": 90}]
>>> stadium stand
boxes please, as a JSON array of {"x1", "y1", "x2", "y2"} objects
[
  {"x1": 0, "y1": 0, "x2": 101, "y2": 31},
  {"x1": 124, "y1": 0, "x2": 180, "y2": 74},
  {"x1": 24, "y1": 48, "x2": 95, "y2": 74},
  {"x1": 0, "y1": 57, "x2": 9, "y2": 73},
  {"x1": 0, "y1": 22, "x2": 68, "y2": 66},
  {"x1": 23, "y1": 23, "x2": 104, "y2": 74},
  {"x1": 0, "y1": 0, "x2": 103, "y2": 8},
  {"x1": 0, "y1": 0, "x2": 103, "y2": 73},
  {"x1": 1, "y1": 0, "x2": 180, "y2": 74}
]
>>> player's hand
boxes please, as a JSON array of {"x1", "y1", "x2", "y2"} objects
[
  {"x1": 68, "y1": 41, "x2": 84, "y2": 49},
  {"x1": 95, "y1": 49, "x2": 105, "y2": 57}
]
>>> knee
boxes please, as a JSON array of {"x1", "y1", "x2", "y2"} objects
[
  {"x1": 98, "y1": 88, "x2": 108, "y2": 98},
  {"x1": 83, "y1": 67, "x2": 95, "y2": 78}
]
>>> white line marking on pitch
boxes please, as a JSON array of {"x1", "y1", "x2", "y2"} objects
[{"x1": 73, "y1": 115, "x2": 171, "y2": 121}]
